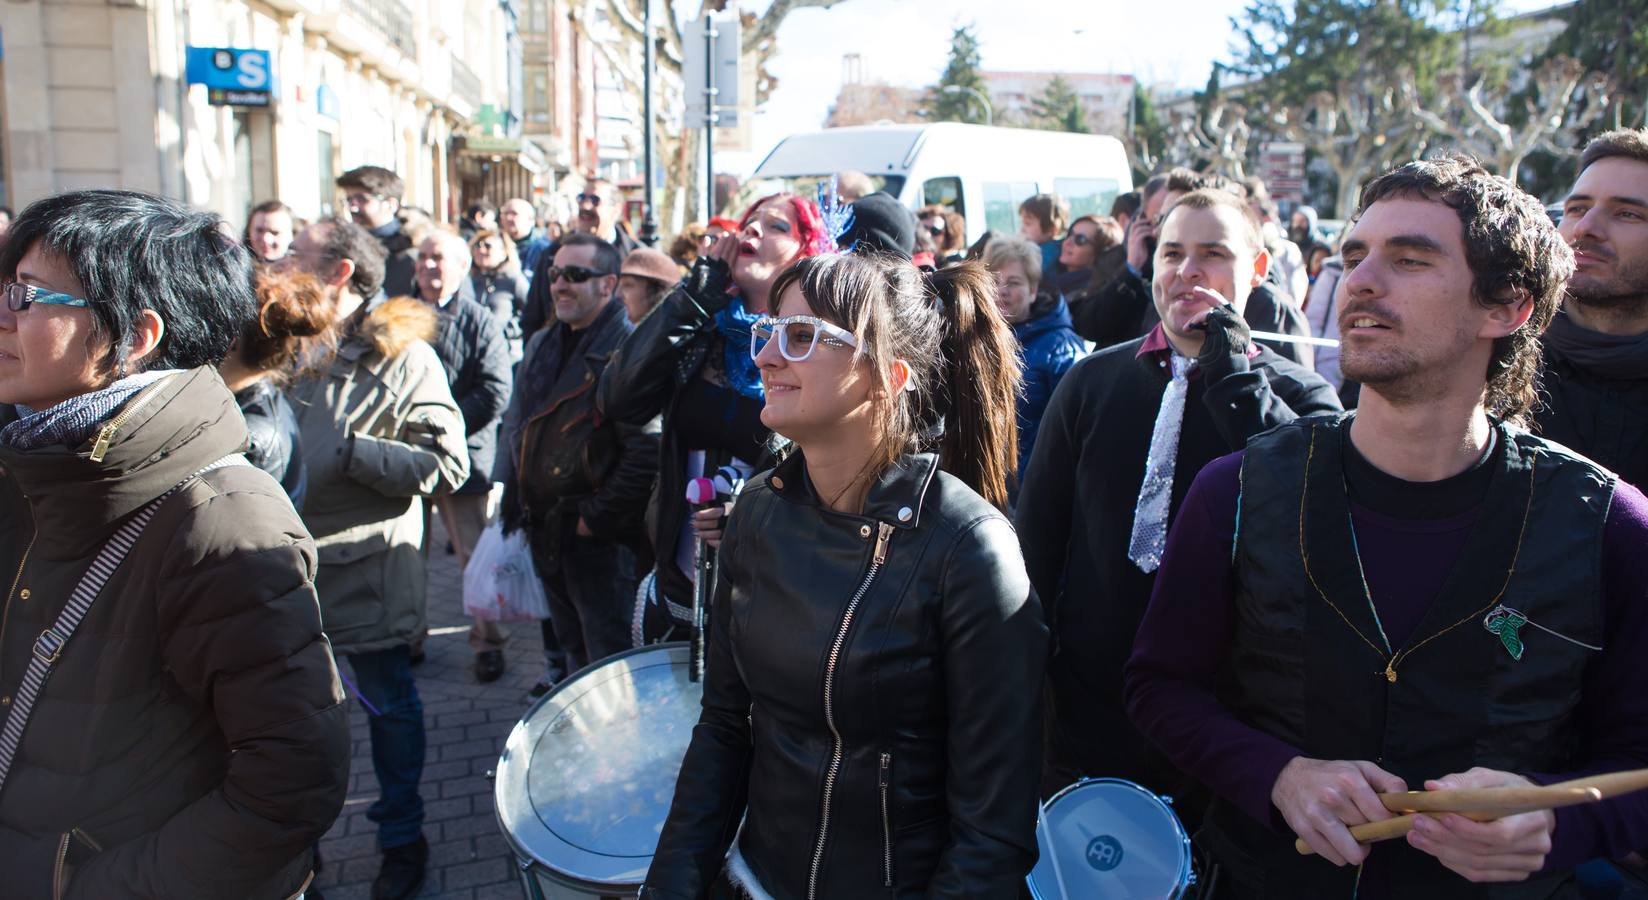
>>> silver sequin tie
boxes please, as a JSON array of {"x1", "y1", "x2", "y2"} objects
[{"x1": 1128, "y1": 354, "x2": 1194, "y2": 573}]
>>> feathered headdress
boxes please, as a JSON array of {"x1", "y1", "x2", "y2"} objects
[{"x1": 816, "y1": 177, "x2": 856, "y2": 255}]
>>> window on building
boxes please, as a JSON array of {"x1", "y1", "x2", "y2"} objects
[
  {"x1": 233, "y1": 112, "x2": 256, "y2": 223},
  {"x1": 529, "y1": 0, "x2": 549, "y2": 32},
  {"x1": 528, "y1": 70, "x2": 550, "y2": 124},
  {"x1": 983, "y1": 180, "x2": 1038, "y2": 234},
  {"x1": 317, "y1": 130, "x2": 337, "y2": 217}
]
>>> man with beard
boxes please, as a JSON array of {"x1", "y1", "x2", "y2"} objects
[
  {"x1": 1540, "y1": 129, "x2": 1648, "y2": 487},
  {"x1": 1017, "y1": 188, "x2": 1339, "y2": 806},
  {"x1": 1126, "y1": 156, "x2": 1648, "y2": 898},
  {"x1": 496, "y1": 235, "x2": 659, "y2": 694},
  {"x1": 337, "y1": 166, "x2": 417, "y2": 297}
]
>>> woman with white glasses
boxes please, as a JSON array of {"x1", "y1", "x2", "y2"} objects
[{"x1": 642, "y1": 255, "x2": 1047, "y2": 899}]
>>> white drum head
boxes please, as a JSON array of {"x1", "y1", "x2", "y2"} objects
[
  {"x1": 1027, "y1": 778, "x2": 1192, "y2": 900},
  {"x1": 494, "y1": 643, "x2": 702, "y2": 891}
]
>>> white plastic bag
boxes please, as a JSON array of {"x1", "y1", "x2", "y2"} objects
[{"x1": 462, "y1": 522, "x2": 551, "y2": 623}]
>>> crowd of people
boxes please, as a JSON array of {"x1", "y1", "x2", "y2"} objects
[{"x1": 0, "y1": 126, "x2": 1644, "y2": 900}]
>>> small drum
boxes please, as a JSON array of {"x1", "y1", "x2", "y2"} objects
[
  {"x1": 1027, "y1": 778, "x2": 1196, "y2": 900},
  {"x1": 494, "y1": 643, "x2": 701, "y2": 899}
]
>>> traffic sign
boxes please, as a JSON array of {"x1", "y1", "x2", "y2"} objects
[{"x1": 684, "y1": 13, "x2": 741, "y2": 128}]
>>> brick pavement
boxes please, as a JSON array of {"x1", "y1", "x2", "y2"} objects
[{"x1": 312, "y1": 512, "x2": 548, "y2": 900}]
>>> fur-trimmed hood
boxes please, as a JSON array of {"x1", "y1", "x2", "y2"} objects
[{"x1": 355, "y1": 295, "x2": 438, "y2": 359}]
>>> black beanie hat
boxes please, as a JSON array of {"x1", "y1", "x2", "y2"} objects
[{"x1": 842, "y1": 191, "x2": 917, "y2": 260}]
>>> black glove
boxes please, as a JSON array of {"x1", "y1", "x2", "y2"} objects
[
  {"x1": 1195, "y1": 304, "x2": 1252, "y2": 381},
  {"x1": 683, "y1": 256, "x2": 735, "y2": 315},
  {"x1": 499, "y1": 478, "x2": 526, "y2": 536}
]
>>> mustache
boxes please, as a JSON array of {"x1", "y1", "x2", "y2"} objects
[
  {"x1": 1338, "y1": 301, "x2": 1402, "y2": 328},
  {"x1": 1570, "y1": 240, "x2": 1615, "y2": 262}
]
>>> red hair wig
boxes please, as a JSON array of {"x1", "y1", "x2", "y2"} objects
[{"x1": 736, "y1": 193, "x2": 828, "y2": 258}]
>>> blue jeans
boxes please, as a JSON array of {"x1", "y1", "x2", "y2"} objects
[{"x1": 343, "y1": 645, "x2": 426, "y2": 849}]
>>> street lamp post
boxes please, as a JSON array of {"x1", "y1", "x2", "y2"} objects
[
  {"x1": 941, "y1": 85, "x2": 993, "y2": 127},
  {"x1": 641, "y1": 0, "x2": 657, "y2": 246}
]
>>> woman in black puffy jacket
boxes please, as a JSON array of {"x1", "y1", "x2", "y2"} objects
[
  {"x1": 644, "y1": 255, "x2": 1048, "y2": 899},
  {"x1": 218, "y1": 268, "x2": 333, "y2": 508}
]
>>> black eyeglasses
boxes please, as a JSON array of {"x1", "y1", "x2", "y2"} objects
[
  {"x1": 3, "y1": 282, "x2": 93, "y2": 312},
  {"x1": 576, "y1": 193, "x2": 603, "y2": 205},
  {"x1": 545, "y1": 265, "x2": 613, "y2": 285}
]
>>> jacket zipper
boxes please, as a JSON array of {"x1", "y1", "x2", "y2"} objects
[
  {"x1": 88, "y1": 375, "x2": 176, "y2": 462},
  {"x1": 50, "y1": 828, "x2": 100, "y2": 900},
  {"x1": 807, "y1": 521, "x2": 893, "y2": 900},
  {"x1": 51, "y1": 831, "x2": 70, "y2": 900},
  {"x1": 879, "y1": 750, "x2": 894, "y2": 888}
]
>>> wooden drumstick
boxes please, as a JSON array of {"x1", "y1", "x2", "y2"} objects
[{"x1": 1293, "y1": 767, "x2": 1648, "y2": 856}]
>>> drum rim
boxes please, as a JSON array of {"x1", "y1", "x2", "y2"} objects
[
  {"x1": 493, "y1": 641, "x2": 698, "y2": 891},
  {"x1": 1026, "y1": 776, "x2": 1193, "y2": 900}
]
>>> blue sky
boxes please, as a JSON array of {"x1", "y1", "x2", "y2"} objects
[{"x1": 718, "y1": 0, "x2": 1558, "y2": 175}]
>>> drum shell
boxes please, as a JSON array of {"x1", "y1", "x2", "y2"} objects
[{"x1": 494, "y1": 643, "x2": 701, "y2": 899}]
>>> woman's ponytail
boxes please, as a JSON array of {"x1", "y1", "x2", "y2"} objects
[
  {"x1": 925, "y1": 261, "x2": 1021, "y2": 511},
  {"x1": 237, "y1": 269, "x2": 337, "y2": 382}
]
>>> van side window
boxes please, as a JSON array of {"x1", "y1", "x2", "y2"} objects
[
  {"x1": 1054, "y1": 178, "x2": 1123, "y2": 221},
  {"x1": 984, "y1": 181, "x2": 1039, "y2": 235},
  {"x1": 923, "y1": 177, "x2": 964, "y2": 218}
]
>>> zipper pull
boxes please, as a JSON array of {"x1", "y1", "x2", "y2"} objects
[
  {"x1": 88, "y1": 423, "x2": 118, "y2": 463},
  {"x1": 879, "y1": 751, "x2": 891, "y2": 787},
  {"x1": 873, "y1": 522, "x2": 893, "y2": 565}
]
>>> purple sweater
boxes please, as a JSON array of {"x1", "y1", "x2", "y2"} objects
[{"x1": 1125, "y1": 449, "x2": 1648, "y2": 876}]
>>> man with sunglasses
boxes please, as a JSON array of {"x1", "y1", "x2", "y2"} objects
[
  {"x1": 497, "y1": 234, "x2": 660, "y2": 694},
  {"x1": 523, "y1": 179, "x2": 637, "y2": 339},
  {"x1": 337, "y1": 165, "x2": 418, "y2": 297}
]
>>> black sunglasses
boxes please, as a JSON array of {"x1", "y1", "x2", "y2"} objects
[
  {"x1": 546, "y1": 265, "x2": 613, "y2": 285},
  {"x1": 925, "y1": 224, "x2": 946, "y2": 237},
  {"x1": 1070, "y1": 233, "x2": 1093, "y2": 247},
  {"x1": 576, "y1": 192, "x2": 603, "y2": 205}
]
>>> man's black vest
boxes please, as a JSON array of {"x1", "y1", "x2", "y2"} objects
[{"x1": 1203, "y1": 413, "x2": 1615, "y2": 899}]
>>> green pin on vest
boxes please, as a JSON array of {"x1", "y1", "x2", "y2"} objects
[{"x1": 1484, "y1": 606, "x2": 1529, "y2": 660}]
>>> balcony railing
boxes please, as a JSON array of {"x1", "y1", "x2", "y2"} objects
[
  {"x1": 452, "y1": 60, "x2": 483, "y2": 110},
  {"x1": 343, "y1": 0, "x2": 417, "y2": 58}
]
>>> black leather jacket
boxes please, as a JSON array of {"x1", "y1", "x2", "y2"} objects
[
  {"x1": 598, "y1": 258, "x2": 777, "y2": 609},
  {"x1": 235, "y1": 380, "x2": 306, "y2": 509},
  {"x1": 645, "y1": 452, "x2": 1048, "y2": 900},
  {"x1": 494, "y1": 299, "x2": 659, "y2": 544}
]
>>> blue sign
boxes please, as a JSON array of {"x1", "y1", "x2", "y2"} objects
[
  {"x1": 186, "y1": 47, "x2": 273, "y2": 92},
  {"x1": 317, "y1": 84, "x2": 340, "y2": 120}
]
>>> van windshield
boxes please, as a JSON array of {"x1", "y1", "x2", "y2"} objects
[{"x1": 734, "y1": 174, "x2": 907, "y2": 210}]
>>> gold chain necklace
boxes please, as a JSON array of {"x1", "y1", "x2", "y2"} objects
[{"x1": 1296, "y1": 426, "x2": 1537, "y2": 683}]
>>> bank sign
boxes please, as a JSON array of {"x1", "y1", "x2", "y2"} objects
[{"x1": 186, "y1": 47, "x2": 273, "y2": 103}]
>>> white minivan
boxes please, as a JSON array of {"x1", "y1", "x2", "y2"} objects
[{"x1": 747, "y1": 123, "x2": 1134, "y2": 244}]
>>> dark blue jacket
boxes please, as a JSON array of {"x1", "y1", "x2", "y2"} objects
[{"x1": 1012, "y1": 295, "x2": 1085, "y2": 483}]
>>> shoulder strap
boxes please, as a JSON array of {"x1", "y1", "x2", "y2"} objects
[{"x1": 0, "y1": 454, "x2": 250, "y2": 795}]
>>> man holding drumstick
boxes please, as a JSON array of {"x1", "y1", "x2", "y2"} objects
[{"x1": 1126, "y1": 156, "x2": 1648, "y2": 896}]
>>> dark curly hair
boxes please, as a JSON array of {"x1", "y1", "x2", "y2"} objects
[{"x1": 1356, "y1": 155, "x2": 1573, "y2": 424}]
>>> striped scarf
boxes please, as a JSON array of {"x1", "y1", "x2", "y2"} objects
[{"x1": 0, "y1": 370, "x2": 179, "y2": 452}]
